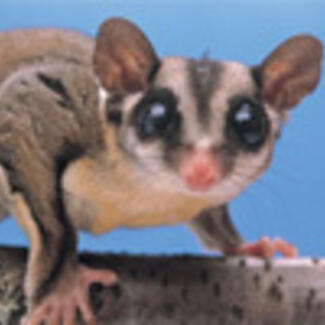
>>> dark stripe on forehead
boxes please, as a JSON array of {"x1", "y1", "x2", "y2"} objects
[{"x1": 187, "y1": 58, "x2": 223, "y2": 126}]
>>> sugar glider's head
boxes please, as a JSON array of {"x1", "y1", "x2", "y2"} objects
[{"x1": 93, "y1": 18, "x2": 322, "y2": 204}]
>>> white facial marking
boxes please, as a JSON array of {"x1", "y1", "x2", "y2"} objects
[
  {"x1": 98, "y1": 87, "x2": 109, "y2": 121},
  {"x1": 114, "y1": 58, "x2": 284, "y2": 207},
  {"x1": 196, "y1": 137, "x2": 214, "y2": 150},
  {"x1": 154, "y1": 58, "x2": 202, "y2": 141}
]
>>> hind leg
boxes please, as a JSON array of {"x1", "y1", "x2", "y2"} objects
[
  {"x1": 0, "y1": 115, "x2": 116, "y2": 325},
  {"x1": 11, "y1": 192, "x2": 117, "y2": 325}
]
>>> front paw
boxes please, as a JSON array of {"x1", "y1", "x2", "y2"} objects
[
  {"x1": 22, "y1": 264, "x2": 117, "y2": 325},
  {"x1": 223, "y1": 237, "x2": 298, "y2": 258}
]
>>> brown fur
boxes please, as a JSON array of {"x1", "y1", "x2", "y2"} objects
[
  {"x1": 0, "y1": 29, "x2": 104, "y2": 307},
  {"x1": 0, "y1": 18, "x2": 322, "y2": 324}
]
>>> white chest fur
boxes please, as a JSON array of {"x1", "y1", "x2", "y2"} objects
[{"x1": 63, "y1": 155, "x2": 212, "y2": 234}]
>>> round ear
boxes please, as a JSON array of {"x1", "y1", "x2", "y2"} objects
[
  {"x1": 93, "y1": 18, "x2": 160, "y2": 94},
  {"x1": 259, "y1": 35, "x2": 323, "y2": 110}
]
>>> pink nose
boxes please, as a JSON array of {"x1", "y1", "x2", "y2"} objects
[
  {"x1": 183, "y1": 162, "x2": 217, "y2": 191},
  {"x1": 180, "y1": 150, "x2": 224, "y2": 192}
]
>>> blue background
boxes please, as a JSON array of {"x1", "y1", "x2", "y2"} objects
[{"x1": 0, "y1": 0, "x2": 324, "y2": 256}]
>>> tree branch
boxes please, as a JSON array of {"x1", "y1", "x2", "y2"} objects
[{"x1": 0, "y1": 246, "x2": 325, "y2": 325}]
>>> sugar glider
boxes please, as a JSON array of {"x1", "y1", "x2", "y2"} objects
[{"x1": 0, "y1": 18, "x2": 322, "y2": 324}]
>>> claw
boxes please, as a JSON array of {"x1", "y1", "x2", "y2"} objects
[{"x1": 23, "y1": 264, "x2": 117, "y2": 325}]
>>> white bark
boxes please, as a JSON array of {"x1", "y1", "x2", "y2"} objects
[{"x1": 0, "y1": 247, "x2": 325, "y2": 325}]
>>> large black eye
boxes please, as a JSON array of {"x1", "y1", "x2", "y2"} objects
[
  {"x1": 227, "y1": 97, "x2": 269, "y2": 151},
  {"x1": 133, "y1": 88, "x2": 181, "y2": 140}
]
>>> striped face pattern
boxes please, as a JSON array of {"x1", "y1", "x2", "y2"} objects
[
  {"x1": 94, "y1": 18, "x2": 322, "y2": 206},
  {"x1": 102, "y1": 57, "x2": 280, "y2": 205}
]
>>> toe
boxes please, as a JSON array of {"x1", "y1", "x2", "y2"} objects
[
  {"x1": 47, "y1": 305, "x2": 62, "y2": 325},
  {"x1": 274, "y1": 237, "x2": 298, "y2": 257},
  {"x1": 24, "y1": 265, "x2": 117, "y2": 325},
  {"x1": 25, "y1": 302, "x2": 50, "y2": 325},
  {"x1": 233, "y1": 237, "x2": 274, "y2": 257},
  {"x1": 259, "y1": 237, "x2": 274, "y2": 257},
  {"x1": 79, "y1": 266, "x2": 117, "y2": 288},
  {"x1": 223, "y1": 237, "x2": 298, "y2": 258},
  {"x1": 76, "y1": 292, "x2": 96, "y2": 325},
  {"x1": 62, "y1": 301, "x2": 76, "y2": 325}
]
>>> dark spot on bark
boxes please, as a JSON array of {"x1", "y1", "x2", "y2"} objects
[
  {"x1": 264, "y1": 259, "x2": 272, "y2": 272},
  {"x1": 162, "y1": 274, "x2": 169, "y2": 287},
  {"x1": 277, "y1": 275, "x2": 284, "y2": 283},
  {"x1": 200, "y1": 269, "x2": 209, "y2": 284},
  {"x1": 213, "y1": 282, "x2": 221, "y2": 298},
  {"x1": 306, "y1": 288, "x2": 316, "y2": 311},
  {"x1": 181, "y1": 287, "x2": 189, "y2": 301},
  {"x1": 239, "y1": 259, "x2": 246, "y2": 268},
  {"x1": 231, "y1": 305, "x2": 244, "y2": 321},
  {"x1": 150, "y1": 268, "x2": 157, "y2": 278},
  {"x1": 163, "y1": 303, "x2": 175, "y2": 318},
  {"x1": 130, "y1": 268, "x2": 138, "y2": 279},
  {"x1": 268, "y1": 283, "x2": 283, "y2": 302},
  {"x1": 253, "y1": 273, "x2": 261, "y2": 291},
  {"x1": 317, "y1": 302, "x2": 322, "y2": 311}
]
